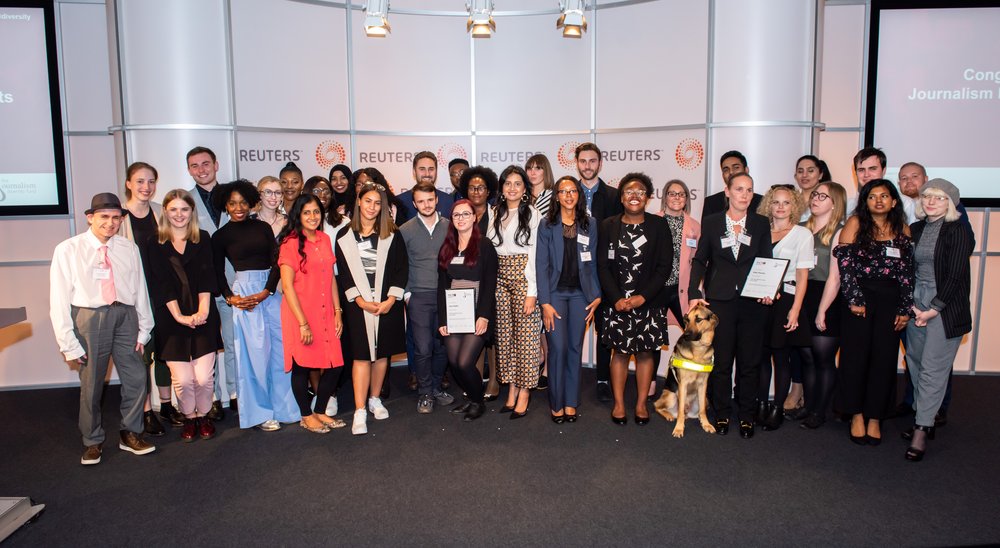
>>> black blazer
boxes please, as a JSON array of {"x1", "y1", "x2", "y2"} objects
[
  {"x1": 597, "y1": 213, "x2": 673, "y2": 310},
  {"x1": 701, "y1": 191, "x2": 763, "y2": 219},
  {"x1": 589, "y1": 178, "x2": 623, "y2": 222},
  {"x1": 688, "y1": 212, "x2": 773, "y2": 301},
  {"x1": 437, "y1": 240, "x2": 499, "y2": 334},
  {"x1": 910, "y1": 219, "x2": 974, "y2": 339}
]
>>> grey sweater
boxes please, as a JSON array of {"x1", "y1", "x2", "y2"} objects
[{"x1": 399, "y1": 215, "x2": 450, "y2": 293}]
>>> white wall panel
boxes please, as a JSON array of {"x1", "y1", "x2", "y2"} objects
[
  {"x1": 118, "y1": 0, "x2": 231, "y2": 125},
  {"x1": 819, "y1": 4, "x2": 865, "y2": 128},
  {"x1": 708, "y1": 127, "x2": 811, "y2": 198},
  {"x1": 712, "y1": 0, "x2": 816, "y2": 123},
  {"x1": 231, "y1": 0, "x2": 349, "y2": 130},
  {"x1": 68, "y1": 135, "x2": 120, "y2": 234},
  {"x1": 58, "y1": 2, "x2": 114, "y2": 131},
  {"x1": 352, "y1": 13, "x2": 471, "y2": 132},
  {"x1": 596, "y1": 0, "x2": 708, "y2": 128},
  {"x1": 975, "y1": 256, "x2": 1000, "y2": 372},
  {"x1": 474, "y1": 14, "x2": 590, "y2": 132}
]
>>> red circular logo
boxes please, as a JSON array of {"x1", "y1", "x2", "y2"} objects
[
  {"x1": 675, "y1": 138, "x2": 704, "y2": 171},
  {"x1": 437, "y1": 143, "x2": 468, "y2": 167},
  {"x1": 557, "y1": 141, "x2": 581, "y2": 170},
  {"x1": 315, "y1": 140, "x2": 347, "y2": 170}
]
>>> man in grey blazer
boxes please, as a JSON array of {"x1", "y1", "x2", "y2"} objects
[{"x1": 185, "y1": 146, "x2": 236, "y2": 420}]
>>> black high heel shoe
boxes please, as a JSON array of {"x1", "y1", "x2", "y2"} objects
[
  {"x1": 634, "y1": 414, "x2": 650, "y2": 426},
  {"x1": 551, "y1": 413, "x2": 565, "y2": 424},
  {"x1": 510, "y1": 408, "x2": 529, "y2": 420},
  {"x1": 565, "y1": 411, "x2": 578, "y2": 423},
  {"x1": 904, "y1": 425, "x2": 933, "y2": 462},
  {"x1": 849, "y1": 429, "x2": 868, "y2": 445},
  {"x1": 611, "y1": 414, "x2": 627, "y2": 425},
  {"x1": 499, "y1": 404, "x2": 515, "y2": 414}
]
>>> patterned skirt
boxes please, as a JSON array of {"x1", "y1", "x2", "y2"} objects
[{"x1": 600, "y1": 306, "x2": 669, "y2": 355}]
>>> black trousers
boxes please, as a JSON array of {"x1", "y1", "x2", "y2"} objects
[
  {"x1": 836, "y1": 280, "x2": 901, "y2": 420},
  {"x1": 709, "y1": 297, "x2": 768, "y2": 422},
  {"x1": 291, "y1": 361, "x2": 342, "y2": 417},
  {"x1": 594, "y1": 302, "x2": 612, "y2": 382}
]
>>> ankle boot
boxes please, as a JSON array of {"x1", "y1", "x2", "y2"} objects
[
  {"x1": 755, "y1": 401, "x2": 769, "y2": 424},
  {"x1": 761, "y1": 404, "x2": 784, "y2": 431}
]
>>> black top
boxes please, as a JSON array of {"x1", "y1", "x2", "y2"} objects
[
  {"x1": 909, "y1": 219, "x2": 974, "y2": 339},
  {"x1": 149, "y1": 231, "x2": 220, "y2": 310},
  {"x1": 597, "y1": 213, "x2": 673, "y2": 310},
  {"x1": 195, "y1": 185, "x2": 222, "y2": 228},
  {"x1": 129, "y1": 210, "x2": 158, "y2": 250},
  {"x1": 701, "y1": 191, "x2": 763, "y2": 219},
  {"x1": 211, "y1": 219, "x2": 280, "y2": 298},
  {"x1": 688, "y1": 212, "x2": 773, "y2": 301},
  {"x1": 588, "y1": 178, "x2": 624, "y2": 222},
  {"x1": 557, "y1": 233, "x2": 581, "y2": 290},
  {"x1": 437, "y1": 240, "x2": 499, "y2": 327}
]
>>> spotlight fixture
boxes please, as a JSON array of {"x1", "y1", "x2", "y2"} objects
[
  {"x1": 363, "y1": 0, "x2": 390, "y2": 38},
  {"x1": 467, "y1": 0, "x2": 495, "y2": 38},
  {"x1": 557, "y1": 0, "x2": 588, "y2": 38}
]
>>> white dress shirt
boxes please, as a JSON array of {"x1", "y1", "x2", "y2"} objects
[
  {"x1": 773, "y1": 225, "x2": 816, "y2": 282},
  {"x1": 50, "y1": 230, "x2": 154, "y2": 360},
  {"x1": 487, "y1": 205, "x2": 540, "y2": 297}
]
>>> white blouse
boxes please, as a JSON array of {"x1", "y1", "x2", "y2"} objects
[
  {"x1": 773, "y1": 224, "x2": 815, "y2": 283},
  {"x1": 487, "y1": 205, "x2": 540, "y2": 297}
]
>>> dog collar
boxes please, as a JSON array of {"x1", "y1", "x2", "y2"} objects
[{"x1": 671, "y1": 357, "x2": 714, "y2": 372}]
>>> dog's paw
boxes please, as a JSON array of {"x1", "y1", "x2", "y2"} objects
[
  {"x1": 701, "y1": 422, "x2": 716, "y2": 434},
  {"x1": 657, "y1": 409, "x2": 676, "y2": 421},
  {"x1": 672, "y1": 427, "x2": 685, "y2": 438}
]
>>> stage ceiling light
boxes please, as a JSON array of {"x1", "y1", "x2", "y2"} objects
[
  {"x1": 467, "y1": 0, "x2": 495, "y2": 38},
  {"x1": 363, "y1": 0, "x2": 390, "y2": 37},
  {"x1": 557, "y1": 0, "x2": 588, "y2": 38}
]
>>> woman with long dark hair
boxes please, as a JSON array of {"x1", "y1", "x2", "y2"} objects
[
  {"x1": 488, "y1": 165, "x2": 542, "y2": 418},
  {"x1": 335, "y1": 182, "x2": 408, "y2": 435},
  {"x1": 277, "y1": 194, "x2": 346, "y2": 433},
  {"x1": 803, "y1": 182, "x2": 848, "y2": 429},
  {"x1": 834, "y1": 179, "x2": 913, "y2": 446},
  {"x1": 598, "y1": 173, "x2": 672, "y2": 426},
  {"x1": 148, "y1": 189, "x2": 223, "y2": 441},
  {"x1": 211, "y1": 180, "x2": 299, "y2": 431},
  {"x1": 537, "y1": 176, "x2": 600, "y2": 423},
  {"x1": 436, "y1": 200, "x2": 498, "y2": 421},
  {"x1": 525, "y1": 154, "x2": 555, "y2": 217},
  {"x1": 903, "y1": 179, "x2": 973, "y2": 461},
  {"x1": 353, "y1": 167, "x2": 407, "y2": 228}
]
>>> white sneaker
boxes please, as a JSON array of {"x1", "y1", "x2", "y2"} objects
[
  {"x1": 326, "y1": 396, "x2": 338, "y2": 417},
  {"x1": 257, "y1": 419, "x2": 281, "y2": 431},
  {"x1": 368, "y1": 397, "x2": 389, "y2": 420},
  {"x1": 352, "y1": 409, "x2": 368, "y2": 435}
]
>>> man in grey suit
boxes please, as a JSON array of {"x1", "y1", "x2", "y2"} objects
[{"x1": 185, "y1": 146, "x2": 236, "y2": 420}]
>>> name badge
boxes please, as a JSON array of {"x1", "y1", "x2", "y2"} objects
[
  {"x1": 577, "y1": 234, "x2": 590, "y2": 246},
  {"x1": 686, "y1": 238, "x2": 698, "y2": 248},
  {"x1": 608, "y1": 249, "x2": 615, "y2": 260},
  {"x1": 783, "y1": 282, "x2": 796, "y2": 296},
  {"x1": 93, "y1": 268, "x2": 111, "y2": 280},
  {"x1": 721, "y1": 236, "x2": 736, "y2": 249},
  {"x1": 737, "y1": 233, "x2": 752, "y2": 246},
  {"x1": 886, "y1": 247, "x2": 901, "y2": 258},
  {"x1": 357, "y1": 239, "x2": 373, "y2": 251},
  {"x1": 581, "y1": 251, "x2": 592, "y2": 263},
  {"x1": 633, "y1": 235, "x2": 648, "y2": 249},
  {"x1": 813, "y1": 254, "x2": 819, "y2": 267},
  {"x1": 450, "y1": 256, "x2": 464, "y2": 265}
]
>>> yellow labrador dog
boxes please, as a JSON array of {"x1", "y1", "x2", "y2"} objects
[{"x1": 654, "y1": 302, "x2": 719, "y2": 438}]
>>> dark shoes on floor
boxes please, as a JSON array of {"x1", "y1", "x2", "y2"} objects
[
  {"x1": 463, "y1": 402, "x2": 485, "y2": 421},
  {"x1": 81, "y1": 444, "x2": 102, "y2": 465},
  {"x1": 715, "y1": 418, "x2": 730, "y2": 435},
  {"x1": 206, "y1": 401, "x2": 225, "y2": 422},
  {"x1": 760, "y1": 404, "x2": 783, "y2": 432},
  {"x1": 800, "y1": 413, "x2": 825, "y2": 429},
  {"x1": 596, "y1": 382, "x2": 612, "y2": 403},
  {"x1": 739, "y1": 421, "x2": 755, "y2": 439},
  {"x1": 199, "y1": 417, "x2": 216, "y2": 440},
  {"x1": 229, "y1": 398, "x2": 238, "y2": 414},
  {"x1": 119, "y1": 431, "x2": 155, "y2": 455},
  {"x1": 143, "y1": 410, "x2": 165, "y2": 437},
  {"x1": 181, "y1": 419, "x2": 197, "y2": 442},
  {"x1": 158, "y1": 402, "x2": 185, "y2": 427}
]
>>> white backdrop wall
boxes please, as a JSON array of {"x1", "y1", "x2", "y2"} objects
[{"x1": 1, "y1": 0, "x2": 998, "y2": 389}]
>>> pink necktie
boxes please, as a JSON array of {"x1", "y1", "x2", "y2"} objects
[{"x1": 99, "y1": 245, "x2": 117, "y2": 305}]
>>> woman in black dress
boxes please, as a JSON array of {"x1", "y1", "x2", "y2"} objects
[
  {"x1": 148, "y1": 189, "x2": 222, "y2": 442},
  {"x1": 597, "y1": 173, "x2": 672, "y2": 426},
  {"x1": 335, "y1": 182, "x2": 408, "y2": 435}
]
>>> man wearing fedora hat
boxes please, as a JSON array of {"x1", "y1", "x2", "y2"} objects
[{"x1": 50, "y1": 192, "x2": 156, "y2": 465}]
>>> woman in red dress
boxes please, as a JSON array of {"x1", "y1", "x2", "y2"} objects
[{"x1": 278, "y1": 194, "x2": 346, "y2": 433}]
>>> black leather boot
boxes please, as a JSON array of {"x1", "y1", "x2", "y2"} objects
[{"x1": 761, "y1": 404, "x2": 784, "y2": 431}]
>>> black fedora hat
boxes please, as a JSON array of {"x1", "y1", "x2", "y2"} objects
[{"x1": 85, "y1": 192, "x2": 127, "y2": 215}]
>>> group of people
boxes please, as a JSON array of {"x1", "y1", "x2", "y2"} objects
[{"x1": 50, "y1": 142, "x2": 973, "y2": 466}]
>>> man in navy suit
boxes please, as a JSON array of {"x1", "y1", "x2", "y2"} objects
[
  {"x1": 396, "y1": 151, "x2": 455, "y2": 224},
  {"x1": 700, "y1": 151, "x2": 762, "y2": 218}
]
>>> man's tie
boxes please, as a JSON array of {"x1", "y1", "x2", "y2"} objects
[{"x1": 99, "y1": 245, "x2": 117, "y2": 305}]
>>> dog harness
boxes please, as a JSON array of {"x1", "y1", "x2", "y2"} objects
[{"x1": 671, "y1": 357, "x2": 714, "y2": 373}]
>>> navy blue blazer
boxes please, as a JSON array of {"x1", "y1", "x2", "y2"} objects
[
  {"x1": 396, "y1": 188, "x2": 455, "y2": 224},
  {"x1": 536, "y1": 216, "x2": 601, "y2": 305}
]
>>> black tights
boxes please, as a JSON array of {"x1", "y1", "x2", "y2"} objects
[
  {"x1": 758, "y1": 347, "x2": 811, "y2": 406},
  {"x1": 292, "y1": 362, "x2": 342, "y2": 417},
  {"x1": 802, "y1": 335, "x2": 838, "y2": 416},
  {"x1": 444, "y1": 334, "x2": 486, "y2": 403}
]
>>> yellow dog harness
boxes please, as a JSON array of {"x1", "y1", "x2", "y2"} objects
[{"x1": 671, "y1": 357, "x2": 714, "y2": 373}]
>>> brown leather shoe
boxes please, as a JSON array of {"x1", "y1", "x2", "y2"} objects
[
  {"x1": 119, "y1": 431, "x2": 156, "y2": 455},
  {"x1": 81, "y1": 444, "x2": 102, "y2": 465},
  {"x1": 407, "y1": 373, "x2": 418, "y2": 391}
]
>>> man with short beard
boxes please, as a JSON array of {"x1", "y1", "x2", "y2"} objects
[{"x1": 396, "y1": 150, "x2": 455, "y2": 223}]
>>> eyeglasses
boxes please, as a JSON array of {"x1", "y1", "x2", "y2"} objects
[
  {"x1": 467, "y1": 185, "x2": 488, "y2": 194},
  {"x1": 623, "y1": 190, "x2": 647, "y2": 198},
  {"x1": 452, "y1": 212, "x2": 474, "y2": 220},
  {"x1": 260, "y1": 189, "x2": 281, "y2": 197},
  {"x1": 312, "y1": 187, "x2": 331, "y2": 196},
  {"x1": 809, "y1": 191, "x2": 830, "y2": 202},
  {"x1": 666, "y1": 191, "x2": 687, "y2": 199},
  {"x1": 921, "y1": 194, "x2": 949, "y2": 203},
  {"x1": 557, "y1": 189, "x2": 578, "y2": 195}
]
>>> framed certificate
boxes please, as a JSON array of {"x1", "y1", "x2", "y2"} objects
[
  {"x1": 740, "y1": 258, "x2": 790, "y2": 300},
  {"x1": 445, "y1": 289, "x2": 476, "y2": 333}
]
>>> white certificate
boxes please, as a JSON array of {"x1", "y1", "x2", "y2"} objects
[
  {"x1": 445, "y1": 289, "x2": 476, "y2": 334},
  {"x1": 740, "y1": 258, "x2": 790, "y2": 300}
]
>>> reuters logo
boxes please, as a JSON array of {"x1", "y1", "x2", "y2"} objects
[
  {"x1": 675, "y1": 138, "x2": 704, "y2": 171},
  {"x1": 437, "y1": 143, "x2": 468, "y2": 167},
  {"x1": 315, "y1": 140, "x2": 347, "y2": 170},
  {"x1": 556, "y1": 141, "x2": 581, "y2": 170}
]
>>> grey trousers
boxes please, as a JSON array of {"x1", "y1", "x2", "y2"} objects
[
  {"x1": 72, "y1": 304, "x2": 148, "y2": 446},
  {"x1": 905, "y1": 282, "x2": 961, "y2": 428},
  {"x1": 214, "y1": 295, "x2": 238, "y2": 401}
]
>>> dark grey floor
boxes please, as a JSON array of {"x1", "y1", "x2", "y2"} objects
[{"x1": 1, "y1": 368, "x2": 998, "y2": 547}]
